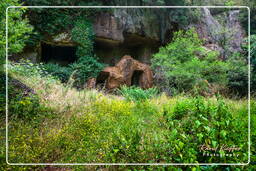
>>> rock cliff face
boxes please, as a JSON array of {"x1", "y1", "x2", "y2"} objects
[
  {"x1": 227, "y1": 10, "x2": 245, "y2": 53},
  {"x1": 94, "y1": 9, "x2": 172, "y2": 43},
  {"x1": 20, "y1": 7, "x2": 245, "y2": 68},
  {"x1": 192, "y1": 8, "x2": 223, "y2": 44},
  {"x1": 191, "y1": 8, "x2": 245, "y2": 57},
  {"x1": 93, "y1": 7, "x2": 245, "y2": 63},
  {"x1": 93, "y1": 8, "x2": 173, "y2": 65}
]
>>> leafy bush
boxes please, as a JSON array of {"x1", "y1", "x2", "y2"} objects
[
  {"x1": 42, "y1": 19, "x2": 104, "y2": 86},
  {"x1": 119, "y1": 86, "x2": 159, "y2": 102},
  {"x1": 0, "y1": 73, "x2": 5, "y2": 115},
  {"x1": 0, "y1": 0, "x2": 33, "y2": 71},
  {"x1": 70, "y1": 19, "x2": 104, "y2": 86},
  {"x1": 9, "y1": 60, "x2": 46, "y2": 77},
  {"x1": 151, "y1": 28, "x2": 229, "y2": 95},
  {"x1": 226, "y1": 34, "x2": 255, "y2": 96},
  {"x1": 250, "y1": 35, "x2": 256, "y2": 94},
  {"x1": 43, "y1": 63, "x2": 72, "y2": 82},
  {"x1": 69, "y1": 55, "x2": 104, "y2": 86},
  {"x1": 9, "y1": 94, "x2": 53, "y2": 121},
  {"x1": 9, "y1": 60, "x2": 57, "y2": 81},
  {"x1": 163, "y1": 95, "x2": 248, "y2": 163},
  {"x1": 226, "y1": 52, "x2": 248, "y2": 96}
]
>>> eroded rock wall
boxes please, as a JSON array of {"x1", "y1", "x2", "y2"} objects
[
  {"x1": 87, "y1": 55, "x2": 153, "y2": 90},
  {"x1": 20, "y1": 7, "x2": 246, "y2": 67},
  {"x1": 191, "y1": 8, "x2": 245, "y2": 57},
  {"x1": 93, "y1": 7, "x2": 246, "y2": 63}
]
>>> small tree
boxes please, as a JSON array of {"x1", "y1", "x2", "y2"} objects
[
  {"x1": 151, "y1": 28, "x2": 229, "y2": 95},
  {"x1": 69, "y1": 19, "x2": 104, "y2": 86},
  {"x1": 0, "y1": 1, "x2": 33, "y2": 71}
]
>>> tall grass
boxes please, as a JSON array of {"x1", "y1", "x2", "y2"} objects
[
  {"x1": 1, "y1": 62, "x2": 252, "y2": 170},
  {"x1": 118, "y1": 85, "x2": 159, "y2": 101},
  {"x1": 9, "y1": 62, "x2": 111, "y2": 115}
]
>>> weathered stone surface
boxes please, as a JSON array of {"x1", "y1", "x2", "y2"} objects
[
  {"x1": 93, "y1": 13, "x2": 124, "y2": 42},
  {"x1": 93, "y1": 9, "x2": 171, "y2": 43},
  {"x1": 47, "y1": 32, "x2": 76, "y2": 46},
  {"x1": 87, "y1": 55, "x2": 153, "y2": 90},
  {"x1": 191, "y1": 8, "x2": 245, "y2": 57},
  {"x1": 189, "y1": 8, "x2": 222, "y2": 45},
  {"x1": 20, "y1": 7, "x2": 246, "y2": 65},
  {"x1": 86, "y1": 78, "x2": 96, "y2": 89},
  {"x1": 227, "y1": 10, "x2": 245, "y2": 53}
]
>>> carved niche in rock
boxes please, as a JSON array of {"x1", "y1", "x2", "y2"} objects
[{"x1": 86, "y1": 55, "x2": 153, "y2": 90}]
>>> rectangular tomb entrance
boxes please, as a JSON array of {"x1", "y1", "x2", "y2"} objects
[{"x1": 41, "y1": 42, "x2": 77, "y2": 66}]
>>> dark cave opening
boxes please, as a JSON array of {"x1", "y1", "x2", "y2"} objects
[
  {"x1": 96, "y1": 71, "x2": 109, "y2": 84},
  {"x1": 96, "y1": 71, "x2": 110, "y2": 89},
  {"x1": 41, "y1": 43, "x2": 77, "y2": 66},
  {"x1": 131, "y1": 70, "x2": 143, "y2": 87}
]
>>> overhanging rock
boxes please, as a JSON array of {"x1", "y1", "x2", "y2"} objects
[{"x1": 86, "y1": 55, "x2": 153, "y2": 90}]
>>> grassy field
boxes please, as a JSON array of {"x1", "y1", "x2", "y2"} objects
[{"x1": 0, "y1": 62, "x2": 255, "y2": 170}]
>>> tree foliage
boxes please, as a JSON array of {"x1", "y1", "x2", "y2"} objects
[
  {"x1": 42, "y1": 19, "x2": 104, "y2": 86},
  {"x1": 151, "y1": 28, "x2": 229, "y2": 95},
  {"x1": 226, "y1": 52, "x2": 248, "y2": 96},
  {"x1": 0, "y1": 1, "x2": 33, "y2": 71},
  {"x1": 24, "y1": 1, "x2": 105, "y2": 45},
  {"x1": 249, "y1": 34, "x2": 256, "y2": 94},
  {"x1": 69, "y1": 19, "x2": 104, "y2": 85}
]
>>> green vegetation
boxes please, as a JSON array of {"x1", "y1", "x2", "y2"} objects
[
  {"x1": 119, "y1": 86, "x2": 159, "y2": 102},
  {"x1": 1, "y1": 0, "x2": 255, "y2": 170},
  {"x1": 0, "y1": 63, "x2": 251, "y2": 170},
  {"x1": 151, "y1": 28, "x2": 250, "y2": 97},
  {"x1": 42, "y1": 19, "x2": 104, "y2": 86},
  {"x1": 227, "y1": 52, "x2": 248, "y2": 96},
  {"x1": 14, "y1": 4, "x2": 106, "y2": 85},
  {"x1": 0, "y1": 1, "x2": 33, "y2": 71},
  {"x1": 151, "y1": 29, "x2": 229, "y2": 96},
  {"x1": 0, "y1": 1, "x2": 33, "y2": 169},
  {"x1": 250, "y1": 34, "x2": 256, "y2": 94},
  {"x1": 69, "y1": 19, "x2": 105, "y2": 86},
  {"x1": 24, "y1": 1, "x2": 103, "y2": 42},
  {"x1": 43, "y1": 63, "x2": 72, "y2": 82}
]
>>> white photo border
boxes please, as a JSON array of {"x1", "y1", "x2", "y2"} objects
[{"x1": 5, "y1": 6, "x2": 251, "y2": 166}]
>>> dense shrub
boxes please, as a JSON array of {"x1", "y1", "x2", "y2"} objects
[
  {"x1": 69, "y1": 54, "x2": 104, "y2": 86},
  {"x1": 226, "y1": 52, "x2": 248, "y2": 96},
  {"x1": 164, "y1": 96, "x2": 248, "y2": 163},
  {"x1": 70, "y1": 19, "x2": 104, "y2": 86},
  {"x1": 151, "y1": 28, "x2": 229, "y2": 96},
  {"x1": 9, "y1": 94, "x2": 54, "y2": 121},
  {"x1": 119, "y1": 86, "x2": 159, "y2": 102},
  {"x1": 43, "y1": 63, "x2": 72, "y2": 82},
  {"x1": 0, "y1": 73, "x2": 5, "y2": 115},
  {"x1": 250, "y1": 35, "x2": 256, "y2": 94},
  {"x1": 226, "y1": 34, "x2": 255, "y2": 96},
  {"x1": 251, "y1": 100, "x2": 256, "y2": 166},
  {"x1": 9, "y1": 60, "x2": 56, "y2": 80},
  {"x1": 0, "y1": 0, "x2": 33, "y2": 72},
  {"x1": 42, "y1": 19, "x2": 104, "y2": 86}
]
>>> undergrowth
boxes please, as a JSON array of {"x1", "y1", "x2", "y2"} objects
[
  {"x1": 0, "y1": 62, "x2": 254, "y2": 170},
  {"x1": 118, "y1": 85, "x2": 159, "y2": 102}
]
